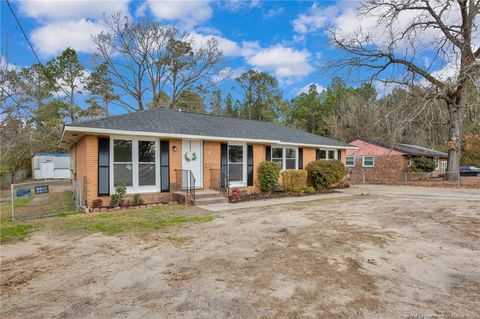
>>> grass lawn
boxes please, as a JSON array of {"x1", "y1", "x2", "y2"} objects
[
  {"x1": 0, "y1": 204, "x2": 214, "y2": 243},
  {"x1": 1, "y1": 191, "x2": 77, "y2": 220}
]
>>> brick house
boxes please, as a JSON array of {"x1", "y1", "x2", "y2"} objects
[
  {"x1": 61, "y1": 109, "x2": 356, "y2": 208},
  {"x1": 346, "y1": 139, "x2": 448, "y2": 181}
]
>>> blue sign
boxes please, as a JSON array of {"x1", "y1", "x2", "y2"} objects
[{"x1": 35, "y1": 185, "x2": 49, "y2": 194}]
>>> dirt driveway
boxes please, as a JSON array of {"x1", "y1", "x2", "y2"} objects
[{"x1": 1, "y1": 189, "x2": 479, "y2": 318}]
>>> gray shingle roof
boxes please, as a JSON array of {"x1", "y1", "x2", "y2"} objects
[
  {"x1": 67, "y1": 108, "x2": 353, "y2": 148},
  {"x1": 353, "y1": 138, "x2": 447, "y2": 157},
  {"x1": 395, "y1": 143, "x2": 448, "y2": 157}
]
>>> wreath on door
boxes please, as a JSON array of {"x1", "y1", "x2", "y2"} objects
[{"x1": 184, "y1": 152, "x2": 197, "y2": 162}]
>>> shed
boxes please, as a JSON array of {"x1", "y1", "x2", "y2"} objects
[{"x1": 32, "y1": 152, "x2": 70, "y2": 180}]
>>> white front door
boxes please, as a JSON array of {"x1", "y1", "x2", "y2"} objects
[{"x1": 182, "y1": 140, "x2": 203, "y2": 189}]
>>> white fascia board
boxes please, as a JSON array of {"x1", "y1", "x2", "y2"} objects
[
  {"x1": 63, "y1": 126, "x2": 358, "y2": 150},
  {"x1": 275, "y1": 141, "x2": 359, "y2": 150}
]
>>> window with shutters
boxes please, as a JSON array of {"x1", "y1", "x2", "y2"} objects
[{"x1": 111, "y1": 137, "x2": 160, "y2": 194}]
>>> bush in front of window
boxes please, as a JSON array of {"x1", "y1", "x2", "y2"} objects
[
  {"x1": 132, "y1": 193, "x2": 144, "y2": 206},
  {"x1": 306, "y1": 160, "x2": 347, "y2": 190},
  {"x1": 257, "y1": 161, "x2": 282, "y2": 193},
  {"x1": 281, "y1": 169, "x2": 309, "y2": 193},
  {"x1": 411, "y1": 157, "x2": 436, "y2": 172},
  {"x1": 110, "y1": 184, "x2": 127, "y2": 207}
]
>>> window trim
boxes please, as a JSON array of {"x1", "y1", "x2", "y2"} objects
[
  {"x1": 317, "y1": 149, "x2": 338, "y2": 160},
  {"x1": 270, "y1": 146, "x2": 298, "y2": 170},
  {"x1": 110, "y1": 136, "x2": 160, "y2": 194},
  {"x1": 346, "y1": 155, "x2": 355, "y2": 167},
  {"x1": 362, "y1": 156, "x2": 375, "y2": 168},
  {"x1": 228, "y1": 142, "x2": 247, "y2": 187}
]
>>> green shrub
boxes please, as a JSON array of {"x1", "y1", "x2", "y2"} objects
[
  {"x1": 411, "y1": 157, "x2": 436, "y2": 172},
  {"x1": 281, "y1": 169, "x2": 309, "y2": 193},
  {"x1": 110, "y1": 184, "x2": 127, "y2": 207},
  {"x1": 257, "y1": 161, "x2": 282, "y2": 193},
  {"x1": 132, "y1": 194, "x2": 143, "y2": 206},
  {"x1": 306, "y1": 160, "x2": 346, "y2": 190}
]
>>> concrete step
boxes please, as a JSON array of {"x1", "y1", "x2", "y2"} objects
[
  {"x1": 194, "y1": 190, "x2": 225, "y2": 199},
  {"x1": 195, "y1": 197, "x2": 229, "y2": 205}
]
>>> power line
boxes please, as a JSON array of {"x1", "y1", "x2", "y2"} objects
[{"x1": 5, "y1": 0, "x2": 84, "y2": 118}]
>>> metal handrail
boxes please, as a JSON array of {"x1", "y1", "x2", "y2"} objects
[
  {"x1": 209, "y1": 168, "x2": 229, "y2": 196},
  {"x1": 174, "y1": 169, "x2": 196, "y2": 205}
]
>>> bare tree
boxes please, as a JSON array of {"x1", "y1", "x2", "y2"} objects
[
  {"x1": 329, "y1": 0, "x2": 480, "y2": 180},
  {"x1": 93, "y1": 14, "x2": 223, "y2": 111}
]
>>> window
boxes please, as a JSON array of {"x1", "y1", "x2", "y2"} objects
[
  {"x1": 346, "y1": 156, "x2": 355, "y2": 167},
  {"x1": 434, "y1": 158, "x2": 439, "y2": 169},
  {"x1": 138, "y1": 141, "x2": 156, "y2": 186},
  {"x1": 317, "y1": 149, "x2": 338, "y2": 160},
  {"x1": 285, "y1": 148, "x2": 296, "y2": 169},
  {"x1": 272, "y1": 147, "x2": 283, "y2": 166},
  {"x1": 113, "y1": 140, "x2": 133, "y2": 186},
  {"x1": 318, "y1": 150, "x2": 326, "y2": 160},
  {"x1": 328, "y1": 150, "x2": 336, "y2": 160},
  {"x1": 111, "y1": 138, "x2": 160, "y2": 193},
  {"x1": 362, "y1": 156, "x2": 374, "y2": 167},
  {"x1": 271, "y1": 147, "x2": 298, "y2": 170},
  {"x1": 229, "y1": 144, "x2": 244, "y2": 183}
]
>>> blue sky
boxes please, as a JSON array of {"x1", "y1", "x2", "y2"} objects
[{"x1": 1, "y1": 0, "x2": 459, "y2": 115}]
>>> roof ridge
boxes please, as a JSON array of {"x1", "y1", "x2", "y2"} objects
[{"x1": 65, "y1": 108, "x2": 157, "y2": 126}]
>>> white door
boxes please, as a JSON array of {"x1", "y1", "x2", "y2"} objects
[
  {"x1": 441, "y1": 161, "x2": 447, "y2": 174},
  {"x1": 182, "y1": 140, "x2": 203, "y2": 189},
  {"x1": 40, "y1": 162, "x2": 55, "y2": 179}
]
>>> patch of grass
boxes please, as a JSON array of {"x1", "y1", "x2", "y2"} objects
[
  {"x1": 1, "y1": 205, "x2": 213, "y2": 242},
  {"x1": 51, "y1": 205, "x2": 214, "y2": 235},
  {"x1": 0, "y1": 220, "x2": 40, "y2": 243},
  {"x1": 13, "y1": 195, "x2": 33, "y2": 208}
]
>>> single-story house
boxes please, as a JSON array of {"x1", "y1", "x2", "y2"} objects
[
  {"x1": 346, "y1": 138, "x2": 448, "y2": 179},
  {"x1": 61, "y1": 109, "x2": 355, "y2": 207},
  {"x1": 32, "y1": 152, "x2": 70, "y2": 180}
]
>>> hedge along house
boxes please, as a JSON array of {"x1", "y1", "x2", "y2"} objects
[
  {"x1": 346, "y1": 138, "x2": 448, "y2": 180},
  {"x1": 61, "y1": 109, "x2": 356, "y2": 208}
]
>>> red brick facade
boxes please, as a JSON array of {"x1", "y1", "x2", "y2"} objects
[{"x1": 346, "y1": 139, "x2": 448, "y2": 182}]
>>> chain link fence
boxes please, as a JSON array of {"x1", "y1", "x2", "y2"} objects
[
  {"x1": 4, "y1": 178, "x2": 85, "y2": 221},
  {"x1": 347, "y1": 171, "x2": 480, "y2": 189}
]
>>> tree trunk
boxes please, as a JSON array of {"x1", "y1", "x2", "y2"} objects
[{"x1": 445, "y1": 104, "x2": 463, "y2": 181}]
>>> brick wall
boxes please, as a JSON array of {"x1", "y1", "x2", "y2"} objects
[
  {"x1": 303, "y1": 148, "x2": 316, "y2": 167},
  {"x1": 75, "y1": 135, "x2": 99, "y2": 207},
  {"x1": 203, "y1": 141, "x2": 221, "y2": 189},
  {"x1": 169, "y1": 139, "x2": 182, "y2": 187}
]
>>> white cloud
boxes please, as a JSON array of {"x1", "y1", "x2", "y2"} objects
[
  {"x1": 247, "y1": 45, "x2": 313, "y2": 78},
  {"x1": 190, "y1": 33, "x2": 261, "y2": 59},
  {"x1": 146, "y1": 0, "x2": 212, "y2": 28},
  {"x1": 265, "y1": 7, "x2": 284, "y2": 19},
  {"x1": 31, "y1": 19, "x2": 104, "y2": 56},
  {"x1": 17, "y1": 0, "x2": 130, "y2": 57},
  {"x1": 212, "y1": 67, "x2": 244, "y2": 83},
  {"x1": 17, "y1": 0, "x2": 130, "y2": 21},
  {"x1": 292, "y1": 3, "x2": 337, "y2": 34},
  {"x1": 219, "y1": 0, "x2": 260, "y2": 11},
  {"x1": 299, "y1": 83, "x2": 325, "y2": 95}
]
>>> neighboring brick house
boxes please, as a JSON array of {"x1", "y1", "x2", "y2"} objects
[
  {"x1": 61, "y1": 109, "x2": 355, "y2": 208},
  {"x1": 346, "y1": 139, "x2": 448, "y2": 181}
]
